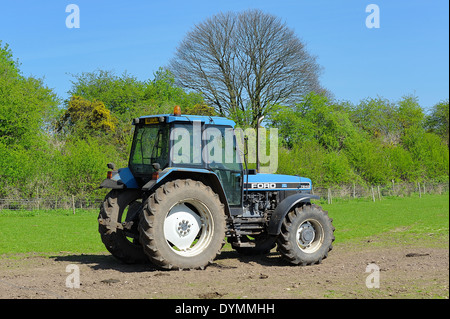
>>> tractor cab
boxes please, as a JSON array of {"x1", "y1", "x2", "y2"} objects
[{"x1": 128, "y1": 106, "x2": 243, "y2": 207}]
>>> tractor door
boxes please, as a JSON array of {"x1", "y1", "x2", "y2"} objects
[{"x1": 204, "y1": 125, "x2": 243, "y2": 206}]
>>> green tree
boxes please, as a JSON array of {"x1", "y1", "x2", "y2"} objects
[
  {"x1": 68, "y1": 68, "x2": 204, "y2": 121},
  {"x1": 385, "y1": 145, "x2": 417, "y2": 181},
  {"x1": 349, "y1": 95, "x2": 424, "y2": 146},
  {"x1": 269, "y1": 92, "x2": 357, "y2": 151},
  {"x1": 145, "y1": 68, "x2": 204, "y2": 112},
  {"x1": 402, "y1": 126, "x2": 449, "y2": 180},
  {"x1": 184, "y1": 102, "x2": 217, "y2": 116},
  {"x1": 397, "y1": 95, "x2": 424, "y2": 131},
  {"x1": 0, "y1": 42, "x2": 59, "y2": 148},
  {"x1": 350, "y1": 97, "x2": 401, "y2": 145},
  {"x1": 0, "y1": 42, "x2": 59, "y2": 197},
  {"x1": 344, "y1": 138, "x2": 393, "y2": 184},
  {"x1": 60, "y1": 137, "x2": 118, "y2": 196},
  {"x1": 56, "y1": 95, "x2": 117, "y2": 138},
  {"x1": 68, "y1": 69, "x2": 146, "y2": 119},
  {"x1": 425, "y1": 99, "x2": 449, "y2": 147}
]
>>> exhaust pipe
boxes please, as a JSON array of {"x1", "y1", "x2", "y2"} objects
[{"x1": 256, "y1": 116, "x2": 264, "y2": 173}]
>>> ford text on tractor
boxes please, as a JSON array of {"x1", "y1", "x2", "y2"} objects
[{"x1": 98, "y1": 106, "x2": 335, "y2": 270}]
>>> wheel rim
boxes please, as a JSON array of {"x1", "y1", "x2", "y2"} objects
[
  {"x1": 296, "y1": 219, "x2": 324, "y2": 253},
  {"x1": 163, "y1": 199, "x2": 214, "y2": 257}
]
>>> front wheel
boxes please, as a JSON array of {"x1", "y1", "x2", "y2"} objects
[{"x1": 277, "y1": 203, "x2": 335, "y2": 265}]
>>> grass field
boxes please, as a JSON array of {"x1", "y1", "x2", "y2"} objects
[
  {"x1": 321, "y1": 193, "x2": 449, "y2": 246},
  {"x1": 0, "y1": 193, "x2": 448, "y2": 256}
]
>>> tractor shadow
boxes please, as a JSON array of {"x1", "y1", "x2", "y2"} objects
[
  {"x1": 52, "y1": 254, "x2": 159, "y2": 273},
  {"x1": 52, "y1": 250, "x2": 289, "y2": 273},
  {"x1": 215, "y1": 249, "x2": 292, "y2": 268}
]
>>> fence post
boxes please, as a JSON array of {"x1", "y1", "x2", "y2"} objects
[
  {"x1": 328, "y1": 188, "x2": 332, "y2": 205},
  {"x1": 418, "y1": 182, "x2": 422, "y2": 198},
  {"x1": 371, "y1": 186, "x2": 376, "y2": 202},
  {"x1": 377, "y1": 185, "x2": 381, "y2": 200},
  {"x1": 353, "y1": 182, "x2": 356, "y2": 199},
  {"x1": 392, "y1": 180, "x2": 395, "y2": 196},
  {"x1": 36, "y1": 187, "x2": 40, "y2": 210},
  {"x1": 72, "y1": 195, "x2": 76, "y2": 214}
]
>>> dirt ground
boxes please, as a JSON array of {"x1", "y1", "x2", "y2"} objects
[{"x1": 0, "y1": 240, "x2": 448, "y2": 300}]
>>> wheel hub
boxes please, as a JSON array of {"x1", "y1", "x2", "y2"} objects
[
  {"x1": 163, "y1": 203, "x2": 202, "y2": 250},
  {"x1": 297, "y1": 222, "x2": 315, "y2": 247},
  {"x1": 177, "y1": 220, "x2": 192, "y2": 237}
]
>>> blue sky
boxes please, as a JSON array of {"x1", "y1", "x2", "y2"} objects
[{"x1": 0, "y1": 0, "x2": 448, "y2": 111}]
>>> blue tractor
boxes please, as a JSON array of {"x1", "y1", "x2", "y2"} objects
[{"x1": 98, "y1": 106, "x2": 335, "y2": 270}]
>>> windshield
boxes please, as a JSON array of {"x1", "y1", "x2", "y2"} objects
[{"x1": 129, "y1": 124, "x2": 170, "y2": 175}]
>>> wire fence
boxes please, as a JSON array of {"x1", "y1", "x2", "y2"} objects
[
  {"x1": 313, "y1": 181, "x2": 449, "y2": 204},
  {"x1": 0, "y1": 196, "x2": 104, "y2": 211},
  {"x1": 0, "y1": 181, "x2": 448, "y2": 210}
]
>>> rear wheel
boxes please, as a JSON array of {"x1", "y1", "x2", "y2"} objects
[
  {"x1": 98, "y1": 189, "x2": 148, "y2": 264},
  {"x1": 139, "y1": 179, "x2": 226, "y2": 270},
  {"x1": 277, "y1": 203, "x2": 334, "y2": 265}
]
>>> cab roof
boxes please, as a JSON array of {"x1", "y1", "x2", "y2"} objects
[{"x1": 135, "y1": 114, "x2": 236, "y2": 127}]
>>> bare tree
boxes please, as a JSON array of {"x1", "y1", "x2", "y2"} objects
[{"x1": 169, "y1": 9, "x2": 323, "y2": 127}]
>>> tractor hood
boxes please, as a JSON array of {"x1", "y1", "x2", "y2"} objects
[{"x1": 245, "y1": 173, "x2": 311, "y2": 191}]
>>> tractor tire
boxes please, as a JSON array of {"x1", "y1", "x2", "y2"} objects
[
  {"x1": 277, "y1": 203, "x2": 335, "y2": 266},
  {"x1": 139, "y1": 179, "x2": 226, "y2": 270},
  {"x1": 98, "y1": 189, "x2": 148, "y2": 264}
]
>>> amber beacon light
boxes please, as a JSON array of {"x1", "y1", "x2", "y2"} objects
[{"x1": 173, "y1": 105, "x2": 181, "y2": 116}]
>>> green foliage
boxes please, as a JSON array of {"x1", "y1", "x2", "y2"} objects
[
  {"x1": 68, "y1": 67, "x2": 204, "y2": 121},
  {"x1": 277, "y1": 142, "x2": 359, "y2": 187},
  {"x1": 56, "y1": 95, "x2": 117, "y2": 138},
  {"x1": 270, "y1": 93, "x2": 358, "y2": 151},
  {"x1": 184, "y1": 102, "x2": 217, "y2": 116},
  {"x1": 425, "y1": 99, "x2": 449, "y2": 147},
  {"x1": 270, "y1": 92, "x2": 449, "y2": 186},
  {"x1": 0, "y1": 41, "x2": 448, "y2": 200},
  {"x1": 146, "y1": 68, "x2": 204, "y2": 113},
  {"x1": 384, "y1": 145, "x2": 416, "y2": 181},
  {"x1": 350, "y1": 96, "x2": 400, "y2": 143},
  {"x1": 68, "y1": 69, "x2": 146, "y2": 119},
  {"x1": 0, "y1": 42, "x2": 60, "y2": 197},
  {"x1": 344, "y1": 137, "x2": 392, "y2": 184},
  {"x1": 0, "y1": 42, "x2": 58, "y2": 148},
  {"x1": 0, "y1": 143, "x2": 32, "y2": 197},
  {"x1": 402, "y1": 127, "x2": 449, "y2": 180},
  {"x1": 60, "y1": 137, "x2": 116, "y2": 196}
]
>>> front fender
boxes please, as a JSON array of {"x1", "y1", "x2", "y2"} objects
[{"x1": 267, "y1": 193, "x2": 320, "y2": 235}]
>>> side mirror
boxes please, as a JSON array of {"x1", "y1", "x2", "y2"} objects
[{"x1": 107, "y1": 163, "x2": 115, "y2": 170}]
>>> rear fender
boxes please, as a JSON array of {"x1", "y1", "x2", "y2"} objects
[
  {"x1": 142, "y1": 168, "x2": 231, "y2": 217},
  {"x1": 99, "y1": 167, "x2": 138, "y2": 189},
  {"x1": 267, "y1": 193, "x2": 320, "y2": 235}
]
